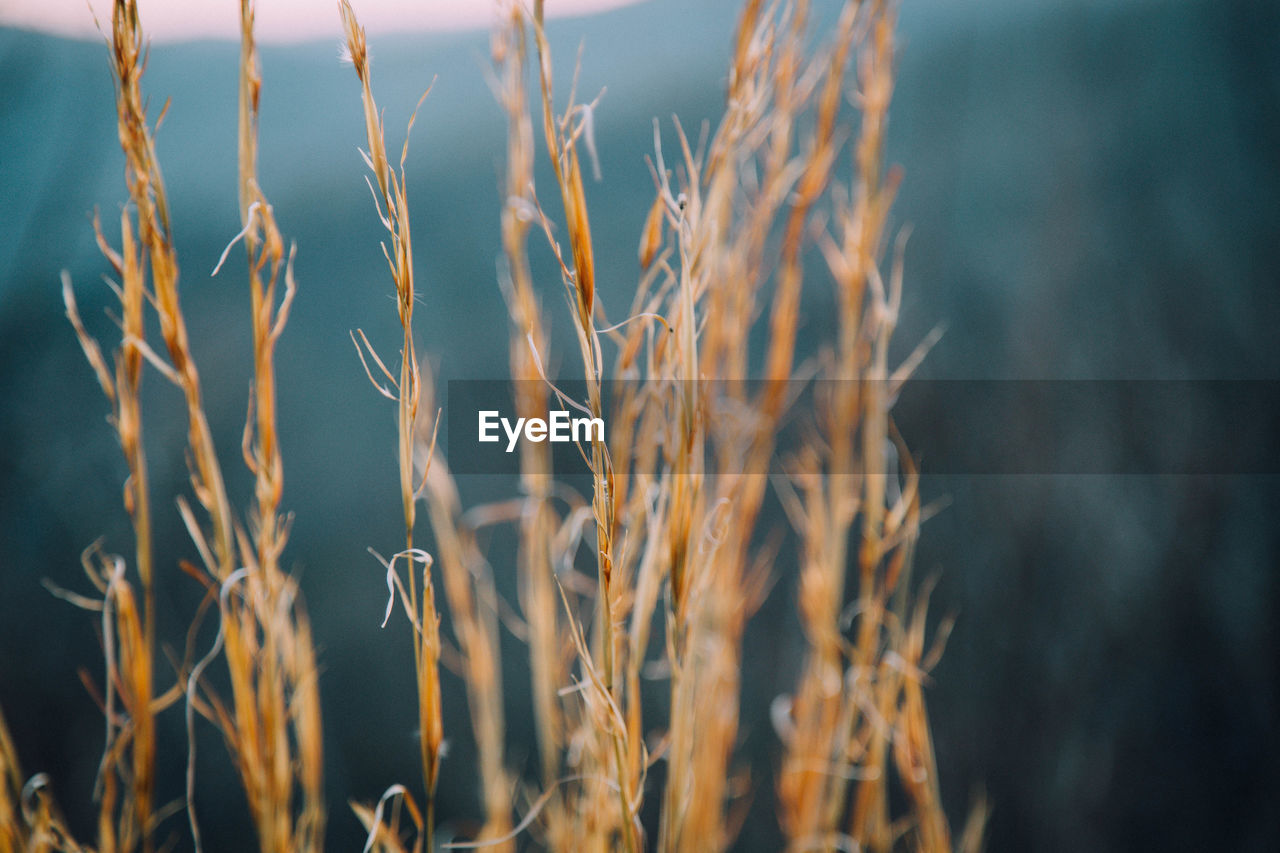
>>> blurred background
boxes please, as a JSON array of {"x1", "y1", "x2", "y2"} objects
[{"x1": 1, "y1": 0, "x2": 1277, "y2": 849}]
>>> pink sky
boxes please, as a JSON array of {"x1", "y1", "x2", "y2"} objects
[{"x1": 0, "y1": 0, "x2": 644, "y2": 43}]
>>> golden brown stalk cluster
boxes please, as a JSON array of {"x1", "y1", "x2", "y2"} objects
[
  {"x1": 39, "y1": 1, "x2": 324, "y2": 851},
  {"x1": 353, "y1": 0, "x2": 979, "y2": 850},
  {"x1": 7, "y1": 0, "x2": 978, "y2": 850},
  {"x1": 768, "y1": 1, "x2": 968, "y2": 843}
]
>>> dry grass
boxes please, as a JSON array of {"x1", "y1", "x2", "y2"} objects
[
  {"x1": 0, "y1": 0, "x2": 985, "y2": 851},
  {"x1": 20, "y1": 1, "x2": 325, "y2": 852}
]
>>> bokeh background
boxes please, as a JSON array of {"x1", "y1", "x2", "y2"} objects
[{"x1": 2, "y1": 0, "x2": 1277, "y2": 849}]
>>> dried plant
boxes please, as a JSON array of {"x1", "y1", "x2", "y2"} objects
[
  {"x1": 7, "y1": 0, "x2": 983, "y2": 851},
  {"x1": 337, "y1": 5, "x2": 446, "y2": 850},
  {"x1": 473, "y1": 1, "x2": 979, "y2": 850},
  {"x1": 2, "y1": 692, "x2": 88, "y2": 852},
  {"x1": 46, "y1": 1, "x2": 324, "y2": 852}
]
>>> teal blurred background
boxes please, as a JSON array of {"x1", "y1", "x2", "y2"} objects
[{"x1": 2, "y1": 0, "x2": 1277, "y2": 849}]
